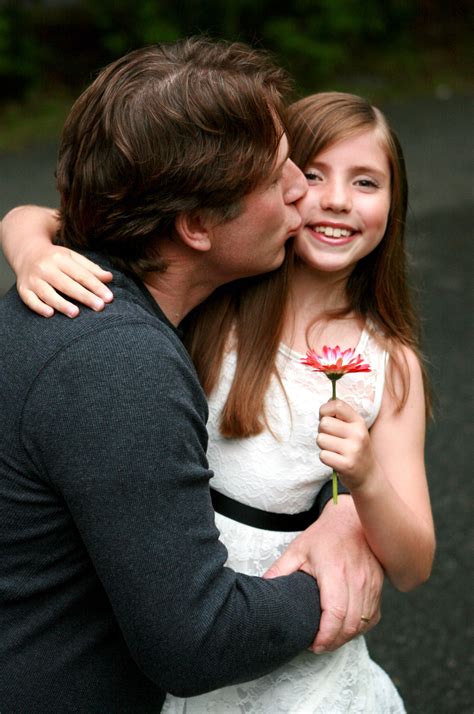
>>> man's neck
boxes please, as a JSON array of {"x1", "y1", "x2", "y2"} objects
[{"x1": 142, "y1": 265, "x2": 217, "y2": 327}]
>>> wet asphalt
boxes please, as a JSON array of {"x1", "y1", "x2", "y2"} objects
[{"x1": 0, "y1": 95, "x2": 473, "y2": 713}]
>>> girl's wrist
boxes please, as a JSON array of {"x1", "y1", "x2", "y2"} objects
[{"x1": 348, "y1": 463, "x2": 384, "y2": 501}]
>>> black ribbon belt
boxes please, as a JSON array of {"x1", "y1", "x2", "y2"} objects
[{"x1": 210, "y1": 487, "x2": 322, "y2": 532}]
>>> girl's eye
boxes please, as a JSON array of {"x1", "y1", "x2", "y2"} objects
[
  {"x1": 355, "y1": 178, "x2": 378, "y2": 188},
  {"x1": 304, "y1": 171, "x2": 322, "y2": 183}
]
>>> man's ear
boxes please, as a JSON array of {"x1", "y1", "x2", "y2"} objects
[{"x1": 174, "y1": 212, "x2": 212, "y2": 252}]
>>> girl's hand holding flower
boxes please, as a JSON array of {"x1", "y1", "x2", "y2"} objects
[
  {"x1": 301, "y1": 345, "x2": 371, "y2": 503},
  {"x1": 317, "y1": 399, "x2": 377, "y2": 493}
]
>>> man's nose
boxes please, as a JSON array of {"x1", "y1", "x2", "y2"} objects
[{"x1": 283, "y1": 160, "x2": 308, "y2": 204}]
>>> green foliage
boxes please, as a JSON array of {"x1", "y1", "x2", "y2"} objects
[
  {"x1": 0, "y1": 1, "x2": 41, "y2": 98},
  {"x1": 264, "y1": 16, "x2": 346, "y2": 82},
  {"x1": 0, "y1": 0, "x2": 470, "y2": 103},
  {"x1": 81, "y1": 0, "x2": 180, "y2": 58},
  {"x1": 0, "y1": 95, "x2": 72, "y2": 151},
  {"x1": 261, "y1": 0, "x2": 416, "y2": 91}
]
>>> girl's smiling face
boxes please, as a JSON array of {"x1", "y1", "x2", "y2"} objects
[{"x1": 294, "y1": 128, "x2": 391, "y2": 279}]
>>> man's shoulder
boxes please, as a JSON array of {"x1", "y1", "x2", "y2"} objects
[
  {"x1": 1, "y1": 268, "x2": 169, "y2": 336},
  {"x1": 0, "y1": 276, "x2": 188, "y2": 387}
]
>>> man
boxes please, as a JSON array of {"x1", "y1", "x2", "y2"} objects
[{"x1": 0, "y1": 38, "x2": 382, "y2": 712}]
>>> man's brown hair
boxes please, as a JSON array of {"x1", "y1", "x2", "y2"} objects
[{"x1": 56, "y1": 36, "x2": 293, "y2": 276}]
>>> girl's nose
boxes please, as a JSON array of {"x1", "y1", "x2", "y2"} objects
[{"x1": 320, "y1": 181, "x2": 351, "y2": 213}]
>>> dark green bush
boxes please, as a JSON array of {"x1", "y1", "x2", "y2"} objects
[{"x1": 0, "y1": 0, "x2": 469, "y2": 101}]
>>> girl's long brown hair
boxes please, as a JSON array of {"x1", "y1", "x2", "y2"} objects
[{"x1": 183, "y1": 92, "x2": 431, "y2": 437}]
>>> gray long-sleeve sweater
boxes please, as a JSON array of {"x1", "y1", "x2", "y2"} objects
[{"x1": 0, "y1": 258, "x2": 321, "y2": 713}]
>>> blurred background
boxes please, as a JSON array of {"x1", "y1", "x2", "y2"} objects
[
  {"x1": 0, "y1": 0, "x2": 472, "y2": 147},
  {"x1": 0, "y1": 2, "x2": 473, "y2": 712}
]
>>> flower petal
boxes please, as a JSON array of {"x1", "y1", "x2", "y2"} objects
[{"x1": 301, "y1": 345, "x2": 371, "y2": 377}]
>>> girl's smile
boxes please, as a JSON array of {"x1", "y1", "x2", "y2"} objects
[{"x1": 307, "y1": 221, "x2": 359, "y2": 246}]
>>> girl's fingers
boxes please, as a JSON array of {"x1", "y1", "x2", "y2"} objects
[
  {"x1": 317, "y1": 432, "x2": 344, "y2": 455},
  {"x1": 318, "y1": 416, "x2": 348, "y2": 437},
  {"x1": 37, "y1": 281, "x2": 81, "y2": 318},
  {"x1": 23, "y1": 265, "x2": 113, "y2": 312},
  {"x1": 18, "y1": 290, "x2": 79, "y2": 317},
  {"x1": 21, "y1": 289, "x2": 55, "y2": 318},
  {"x1": 319, "y1": 399, "x2": 358, "y2": 422},
  {"x1": 69, "y1": 253, "x2": 114, "y2": 285},
  {"x1": 58, "y1": 256, "x2": 114, "y2": 303},
  {"x1": 21, "y1": 283, "x2": 79, "y2": 318},
  {"x1": 14, "y1": 244, "x2": 114, "y2": 317},
  {"x1": 47, "y1": 272, "x2": 109, "y2": 311},
  {"x1": 33, "y1": 249, "x2": 113, "y2": 301},
  {"x1": 319, "y1": 450, "x2": 348, "y2": 474}
]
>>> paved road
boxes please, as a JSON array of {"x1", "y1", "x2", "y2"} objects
[{"x1": 1, "y1": 95, "x2": 473, "y2": 713}]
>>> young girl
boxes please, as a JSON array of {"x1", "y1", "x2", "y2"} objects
[{"x1": 1, "y1": 92, "x2": 435, "y2": 712}]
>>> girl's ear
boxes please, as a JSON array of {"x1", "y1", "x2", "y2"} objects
[{"x1": 174, "y1": 212, "x2": 212, "y2": 252}]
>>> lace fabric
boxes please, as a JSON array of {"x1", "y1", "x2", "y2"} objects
[
  {"x1": 208, "y1": 327, "x2": 387, "y2": 514},
  {"x1": 163, "y1": 329, "x2": 405, "y2": 713},
  {"x1": 164, "y1": 637, "x2": 403, "y2": 713}
]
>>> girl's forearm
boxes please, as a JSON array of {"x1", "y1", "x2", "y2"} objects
[
  {"x1": 1, "y1": 205, "x2": 59, "y2": 273},
  {"x1": 350, "y1": 468, "x2": 435, "y2": 592}
]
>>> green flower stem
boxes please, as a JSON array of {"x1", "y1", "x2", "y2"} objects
[{"x1": 330, "y1": 377, "x2": 338, "y2": 504}]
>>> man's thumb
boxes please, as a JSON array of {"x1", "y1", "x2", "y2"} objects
[{"x1": 263, "y1": 548, "x2": 304, "y2": 579}]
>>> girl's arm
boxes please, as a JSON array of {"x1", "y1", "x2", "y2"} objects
[
  {"x1": 1, "y1": 205, "x2": 113, "y2": 317},
  {"x1": 317, "y1": 347, "x2": 435, "y2": 592}
]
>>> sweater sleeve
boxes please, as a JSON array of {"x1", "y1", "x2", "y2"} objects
[{"x1": 21, "y1": 321, "x2": 320, "y2": 696}]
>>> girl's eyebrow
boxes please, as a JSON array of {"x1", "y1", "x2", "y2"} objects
[
  {"x1": 311, "y1": 159, "x2": 387, "y2": 178},
  {"x1": 350, "y1": 164, "x2": 387, "y2": 177}
]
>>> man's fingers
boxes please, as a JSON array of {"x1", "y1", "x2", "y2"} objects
[
  {"x1": 360, "y1": 608, "x2": 381, "y2": 634},
  {"x1": 360, "y1": 576, "x2": 383, "y2": 633},
  {"x1": 357, "y1": 553, "x2": 384, "y2": 631},
  {"x1": 310, "y1": 602, "x2": 346, "y2": 653},
  {"x1": 307, "y1": 567, "x2": 348, "y2": 653},
  {"x1": 263, "y1": 546, "x2": 305, "y2": 579}
]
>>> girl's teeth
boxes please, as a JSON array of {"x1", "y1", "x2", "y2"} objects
[{"x1": 315, "y1": 226, "x2": 352, "y2": 238}]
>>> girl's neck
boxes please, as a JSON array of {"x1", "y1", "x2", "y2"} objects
[
  {"x1": 282, "y1": 260, "x2": 364, "y2": 354},
  {"x1": 288, "y1": 259, "x2": 350, "y2": 314}
]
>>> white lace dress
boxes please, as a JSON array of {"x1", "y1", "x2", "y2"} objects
[{"x1": 163, "y1": 327, "x2": 406, "y2": 713}]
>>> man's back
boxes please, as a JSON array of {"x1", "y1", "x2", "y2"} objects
[
  {"x1": 0, "y1": 275, "x2": 172, "y2": 711},
  {"x1": 0, "y1": 260, "x2": 319, "y2": 712}
]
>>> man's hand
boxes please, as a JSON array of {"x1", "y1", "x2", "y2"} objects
[{"x1": 263, "y1": 495, "x2": 383, "y2": 653}]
